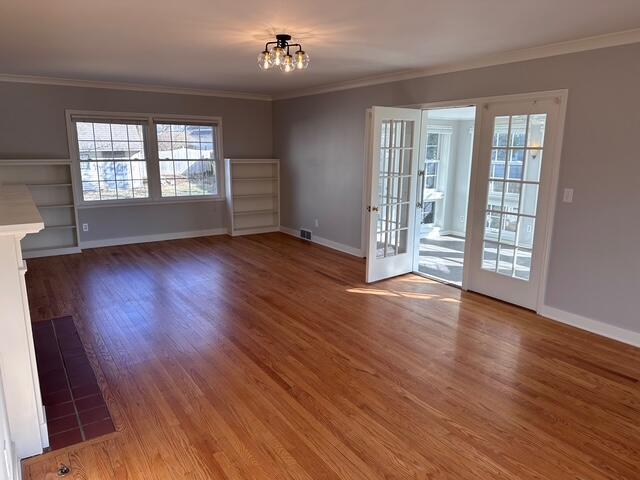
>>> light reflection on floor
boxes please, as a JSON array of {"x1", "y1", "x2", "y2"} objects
[{"x1": 418, "y1": 229, "x2": 465, "y2": 286}]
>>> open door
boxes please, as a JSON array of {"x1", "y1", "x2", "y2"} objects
[{"x1": 366, "y1": 106, "x2": 422, "y2": 283}]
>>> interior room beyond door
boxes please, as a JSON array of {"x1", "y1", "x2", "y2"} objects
[{"x1": 414, "y1": 107, "x2": 476, "y2": 286}]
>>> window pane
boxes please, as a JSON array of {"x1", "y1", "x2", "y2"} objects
[
  {"x1": 203, "y1": 161, "x2": 217, "y2": 194},
  {"x1": 74, "y1": 120, "x2": 149, "y2": 201},
  {"x1": 493, "y1": 117, "x2": 509, "y2": 147},
  {"x1": 158, "y1": 141, "x2": 173, "y2": 159},
  {"x1": 171, "y1": 124, "x2": 186, "y2": 142},
  {"x1": 509, "y1": 115, "x2": 527, "y2": 147},
  {"x1": 116, "y1": 181, "x2": 133, "y2": 199},
  {"x1": 521, "y1": 184, "x2": 539, "y2": 217},
  {"x1": 187, "y1": 143, "x2": 200, "y2": 160},
  {"x1": 100, "y1": 180, "x2": 118, "y2": 200},
  {"x1": 201, "y1": 142, "x2": 214, "y2": 159},
  {"x1": 482, "y1": 241, "x2": 498, "y2": 271},
  {"x1": 515, "y1": 248, "x2": 532, "y2": 280},
  {"x1": 82, "y1": 181, "x2": 99, "y2": 201},
  {"x1": 527, "y1": 114, "x2": 547, "y2": 148},
  {"x1": 80, "y1": 162, "x2": 97, "y2": 182},
  {"x1": 498, "y1": 244, "x2": 515, "y2": 275},
  {"x1": 524, "y1": 150, "x2": 543, "y2": 182}
]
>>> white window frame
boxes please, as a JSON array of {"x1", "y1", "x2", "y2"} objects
[{"x1": 66, "y1": 110, "x2": 225, "y2": 208}]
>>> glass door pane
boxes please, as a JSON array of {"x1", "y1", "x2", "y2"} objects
[
  {"x1": 376, "y1": 119, "x2": 414, "y2": 258},
  {"x1": 482, "y1": 113, "x2": 547, "y2": 281}
]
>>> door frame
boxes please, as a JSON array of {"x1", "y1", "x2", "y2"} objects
[{"x1": 363, "y1": 89, "x2": 568, "y2": 312}]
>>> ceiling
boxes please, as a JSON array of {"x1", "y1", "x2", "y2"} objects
[{"x1": 2, "y1": 0, "x2": 640, "y2": 96}]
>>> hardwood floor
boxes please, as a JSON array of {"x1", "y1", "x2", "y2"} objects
[{"x1": 23, "y1": 233, "x2": 640, "y2": 479}]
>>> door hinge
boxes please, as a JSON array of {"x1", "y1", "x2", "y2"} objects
[
  {"x1": 367, "y1": 206, "x2": 379, "y2": 212},
  {"x1": 418, "y1": 169, "x2": 425, "y2": 176}
]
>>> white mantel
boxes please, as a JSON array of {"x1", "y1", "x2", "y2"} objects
[{"x1": 0, "y1": 184, "x2": 48, "y2": 477}]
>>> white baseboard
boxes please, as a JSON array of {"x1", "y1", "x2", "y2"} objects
[
  {"x1": 230, "y1": 226, "x2": 280, "y2": 236},
  {"x1": 280, "y1": 226, "x2": 364, "y2": 257},
  {"x1": 80, "y1": 227, "x2": 228, "y2": 249},
  {"x1": 539, "y1": 305, "x2": 640, "y2": 348}
]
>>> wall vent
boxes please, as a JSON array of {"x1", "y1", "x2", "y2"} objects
[{"x1": 300, "y1": 228, "x2": 312, "y2": 241}]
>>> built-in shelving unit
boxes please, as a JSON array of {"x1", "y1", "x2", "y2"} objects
[
  {"x1": 225, "y1": 158, "x2": 280, "y2": 236},
  {"x1": 0, "y1": 159, "x2": 81, "y2": 258}
]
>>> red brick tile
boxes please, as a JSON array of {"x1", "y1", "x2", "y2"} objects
[
  {"x1": 49, "y1": 428, "x2": 82, "y2": 450},
  {"x1": 47, "y1": 414, "x2": 79, "y2": 435},
  {"x1": 83, "y1": 418, "x2": 115, "y2": 440},
  {"x1": 75, "y1": 394, "x2": 105, "y2": 412},
  {"x1": 45, "y1": 402, "x2": 75, "y2": 420},
  {"x1": 42, "y1": 388, "x2": 72, "y2": 405},
  {"x1": 72, "y1": 383, "x2": 100, "y2": 399},
  {"x1": 79, "y1": 405, "x2": 110, "y2": 425}
]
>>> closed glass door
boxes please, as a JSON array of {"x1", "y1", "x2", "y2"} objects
[{"x1": 467, "y1": 97, "x2": 563, "y2": 309}]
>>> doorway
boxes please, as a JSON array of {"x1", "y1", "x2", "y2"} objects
[
  {"x1": 364, "y1": 90, "x2": 567, "y2": 312},
  {"x1": 413, "y1": 106, "x2": 476, "y2": 286}
]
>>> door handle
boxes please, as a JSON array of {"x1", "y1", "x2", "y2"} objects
[{"x1": 417, "y1": 168, "x2": 426, "y2": 220}]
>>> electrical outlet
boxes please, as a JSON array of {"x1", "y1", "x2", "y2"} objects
[
  {"x1": 459, "y1": 215, "x2": 465, "y2": 223},
  {"x1": 314, "y1": 218, "x2": 319, "y2": 228},
  {"x1": 82, "y1": 223, "x2": 89, "y2": 232}
]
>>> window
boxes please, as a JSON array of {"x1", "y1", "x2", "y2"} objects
[
  {"x1": 425, "y1": 133, "x2": 440, "y2": 189},
  {"x1": 424, "y1": 130, "x2": 451, "y2": 190},
  {"x1": 71, "y1": 113, "x2": 222, "y2": 203},
  {"x1": 76, "y1": 121, "x2": 148, "y2": 201},
  {"x1": 156, "y1": 123, "x2": 217, "y2": 197}
]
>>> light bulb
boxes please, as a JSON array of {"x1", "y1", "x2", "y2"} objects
[
  {"x1": 294, "y1": 50, "x2": 309, "y2": 70},
  {"x1": 270, "y1": 46, "x2": 286, "y2": 66},
  {"x1": 281, "y1": 54, "x2": 295, "y2": 73},
  {"x1": 257, "y1": 50, "x2": 272, "y2": 70}
]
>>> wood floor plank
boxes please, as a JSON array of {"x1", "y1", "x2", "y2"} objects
[{"x1": 23, "y1": 233, "x2": 640, "y2": 479}]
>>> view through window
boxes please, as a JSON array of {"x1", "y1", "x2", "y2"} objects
[{"x1": 73, "y1": 116, "x2": 220, "y2": 202}]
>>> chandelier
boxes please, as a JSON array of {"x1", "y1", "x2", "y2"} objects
[{"x1": 257, "y1": 34, "x2": 309, "y2": 73}]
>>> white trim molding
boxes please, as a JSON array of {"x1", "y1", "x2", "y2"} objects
[
  {"x1": 80, "y1": 228, "x2": 228, "y2": 249},
  {"x1": 273, "y1": 28, "x2": 640, "y2": 100},
  {"x1": 539, "y1": 305, "x2": 640, "y2": 348},
  {"x1": 280, "y1": 226, "x2": 364, "y2": 258},
  {"x1": 0, "y1": 73, "x2": 272, "y2": 102}
]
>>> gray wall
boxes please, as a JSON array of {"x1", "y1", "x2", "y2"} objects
[
  {"x1": 273, "y1": 42, "x2": 640, "y2": 333},
  {"x1": 0, "y1": 82, "x2": 272, "y2": 241}
]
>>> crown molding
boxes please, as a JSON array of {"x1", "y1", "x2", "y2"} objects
[
  {"x1": 273, "y1": 28, "x2": 640, "y2": 101},
  {"x1": 0, "y1": 73, "x2": 272, "y2": 101},
  {"x1": 2, "y1": 27, "x2": 640, "y2": 103}
]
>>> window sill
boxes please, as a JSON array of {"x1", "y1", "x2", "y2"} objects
[{"x1": 76, "y1": 196, "x2": 225, "y2": 209}]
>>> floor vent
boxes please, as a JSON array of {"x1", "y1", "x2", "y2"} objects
[{"x1": 300, "y1": 228, "x2": 312, "y2": 241}]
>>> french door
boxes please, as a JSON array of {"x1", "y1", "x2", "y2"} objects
[
  {"x1": 467, "y1": 97, "x2": 562, "y2": 309},
  {"x1": 366, "y1": 107, "x2": 422, "y2": 283}
]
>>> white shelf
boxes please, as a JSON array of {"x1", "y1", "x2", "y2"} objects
[
  {"x1": 44, "y1": 224, "x2": 77, "y2": 230},
  {"x1": 232, "y1": 193, "x2": 277, "y2": 199},
  {"x1": 225, "y1": 159, "x2": 280, "y2": 237},
  {"x1": 1, "y1": 159, "x2": 80, "y2": 257},
  {"x1": 232, "y1": 177, "x2": 278, "y2": 182},
  {"x1": 37, "y1": 204, "x2": 75, "y2": 209},
  {"x1": 27, "y1": 183, "x2": 73, "y2": 188},
  {"x1": 233, "y1": 209, "x2": 278, "y2": 216}
]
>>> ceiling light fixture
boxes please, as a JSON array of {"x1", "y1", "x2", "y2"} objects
[{"x1": 258, "y1": 34, "x2": 309, "y2": 72}]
